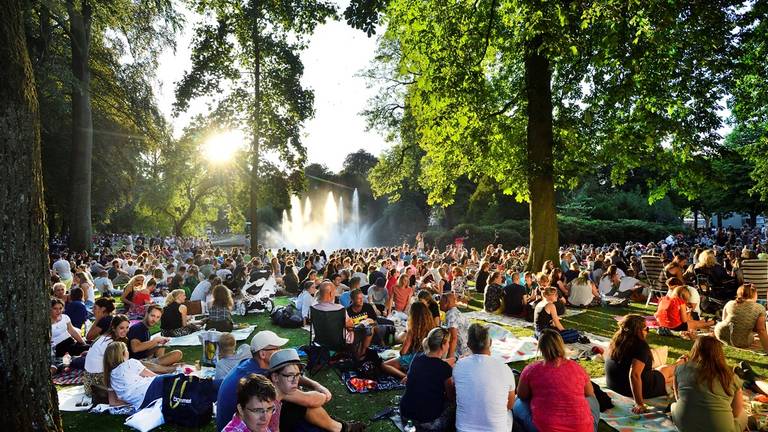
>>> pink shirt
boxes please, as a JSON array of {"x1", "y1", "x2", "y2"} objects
[{"x1": 519, "y1": 359, "x2": 593, "y2": 432}]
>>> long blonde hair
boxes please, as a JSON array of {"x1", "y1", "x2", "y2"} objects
[
  {"x1": 103, "y1": 341, "x2": 128, "y2": 388},
  {"x1": 165, "y1": 289, "x2": 185, "y2": 306}
]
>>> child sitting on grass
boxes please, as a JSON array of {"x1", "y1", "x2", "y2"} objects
[{"x1": 215, "y1": 333, "x2": 252, "y2": 379}]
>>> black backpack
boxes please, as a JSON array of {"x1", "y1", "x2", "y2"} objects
[
  {"x1": 161, "y1": 374, "x2": 217, "y2": 427},
  {"x1": 271, "y1": 305, "x2": 303, "y2": 328}
]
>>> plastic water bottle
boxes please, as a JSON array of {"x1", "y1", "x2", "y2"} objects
[
  {"x1": 403, "y1": 420, "x2": 415, "y2": 432},
  {"x1": 600, "y1": 293, "x2": 607, "y2": 308},
  {"x1": 62, "y1": 353, "x2": 71, "y2": 367}
]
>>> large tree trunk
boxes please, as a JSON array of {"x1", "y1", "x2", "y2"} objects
[
  {"x1": 693, "y1": 208, "x2": 699, "y2": 231},
  {"x1": 249, "y1": 0, "x2": 261, "y2": 253},
  {"x1": 67, "y1": 0, "x2": 93, "y2": 251},
  {"x1": 0, "y1": 1, "x2": 61, "y2": 430},
  {"x1": 524, "y1": 38, "x2": 559, "y2": 272}
]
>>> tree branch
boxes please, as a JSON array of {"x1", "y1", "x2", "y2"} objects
[
  {"x1": 485, "y1": 99, "x2": 515, "y2": 118},
  {"x1": 477, "y1": 0, "x2": 498, "y2": 66}
]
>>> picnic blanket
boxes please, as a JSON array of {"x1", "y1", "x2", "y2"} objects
[
  {"x1": 487, "y1": 324, "x2": 539, "y2": 363},
  {"x1": 614, "y1": 315, "x2": 660, "y2": 329},
  {"x1": 151, "y1": 324, "x2": 256, "y2": 346},
  {"x1": 593, "y1": 376, "x2": 677, "y2": 432},
  {"x1": 53, "y1": 368, "x2": 85, "y2": 386},
  {"x1": 57, "y1": 385, "x2": 91, "y2": 412},
  {"x1": 565, "y1": 332, "x2": 611, "y2": 360},
  {"x1": 340, "y1": 370, "x2": 406, "y2": 394},
  {"x1": 463, "y1": 308, "x2": 586, "y2": 329}
]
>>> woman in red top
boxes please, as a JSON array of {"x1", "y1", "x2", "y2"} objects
[
  {"x1": 655, "y1": 285, "x2": 714, "y2": 332},
  {"x1": 513, "y1": 329, "x2": 598, "y2": 432},
  {"x1": 387, "y1": 274, "x2": 413, "y2": 314}
]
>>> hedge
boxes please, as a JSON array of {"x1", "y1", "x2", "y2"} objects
[{"x1": 422, "y1": 216, "x2": 689, "y2": 250}]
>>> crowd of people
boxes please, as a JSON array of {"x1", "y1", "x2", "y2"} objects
[{"x1": 46, "y1": 225, "x2": 768, "y2": 432}]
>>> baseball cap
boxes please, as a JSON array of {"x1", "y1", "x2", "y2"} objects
[
  {"x1": 250, "y1": 330, "x2": 289, "y2": 353},
  {"x1": 268, "y1": 348, "x2": 304, "y2": 372}
]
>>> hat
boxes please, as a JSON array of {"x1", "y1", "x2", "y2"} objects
[
  {"x1": 250, "y1": 330, "x2": 289, "y2": 353},
  {"x1": 375, "y1": 277, "x2": 385, "y2": 288},
  {"x1": 268, "y1": 349, "x2": 303, "y2": 372}
]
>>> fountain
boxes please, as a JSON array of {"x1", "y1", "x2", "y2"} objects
[{"x1": 266, "y1": 188, "x2": 372, "y2": 250}]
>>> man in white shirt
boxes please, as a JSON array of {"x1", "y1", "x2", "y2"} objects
[
  {"x1": 453, "y1": 323, "x2": 516, "y2": 432},
  {"x1": 94, "y1": 270, "x2": 121, "y2": 297},
  {"x1": 191, "y1": 274, "x2": 217, "y2": 302},
  {"x1": 53, "y1": 255, "x2": 73, "y2": 288}
]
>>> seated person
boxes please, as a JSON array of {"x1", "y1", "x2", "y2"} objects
[
  {"x1": 399, "y1": 327, "x2": 455, "y2": 430},
  {"x1": 655, "y1": 285, "x2": 713, "y2": 334},
  {"x1": 206, "y1": 284, "x2": 235, "y2": 332},
  {"x1": 86, "y1": 297, "x2": 117, "y2": 342},
  {"x1": 483, "y1": 271, "x2": 505, "y2": 313},
  {"x1": 296, "y1": 280, "x2": 318, "y2": 325},
  {"x1": 216, "y1": 331, "x2": 354, "y2": 432},
  {"x1": 665, "y1": 253, "x2": 688, "y2": 282},
  {"x1": 103, "y1": 341, "x2": 172, "y2": 410},
  {"x1": 381, "y1": 302, "x2": 436, "y2": 382},
  {"x1": 127, "y1": 305, "x2": 182, "y2": 372},
  {"x1": 346, "y1": 289, "x2": 379, "y2": 359},
  {"x1": 339, "y1": 276, "x2": 362, "y2": 308},
  {"x1": 536, "y1": 273, "x2": 566, "y2": 315},
  {"x1": 568, "y1": 271, "x2": 599, "y2": 307},
  {"x1": 268, "y1": 349, "x2": 366, "y2": 432},
  {"x1": 128, "y1": 278, "x2": 153, "y2": 317},
  {"x1": 440, "y1": 292, "x2": 470, "y2": 364},
  {"x1": 672, "y1": 335, "x2": 749, "y2": 432},
  {"x1": 605, "y1": 314, "x2": 681, "y2": 413},
  {"x1": 64, "y1": 287, "x2": 88, "y2": 331},
  {"x1": 665, "y1": 277, "x2": 702, "y2": 317},
  {"x1": 223, "y1": 373, "x2": 278, "y2": 432},
  {"x1": 83, "y1": 315, "x2": 130, "y2": 396},
  {"x1": 367, "y1": 277, "x2": 388, "y2": 314},
  {"x1": 190, "y1": 273, "x2": 217, "y2": 302},
  {"x1": 387, "y1": 274, "x2": 413, "y2": 315},
  {"x1": 215, "y1": 333, "x2": 252, "y2": 380},
  {"x1": 598, "y1": 265, "x2": 643, "y2": 299},
  {"x1": 121, "y1": 274, "x2": 145, "y2": 314},
  {"x1": 51, "y1": 297, "x2": 88, "y2": 357},
  {"x1": 311, "y1": 281, "x2": 354, "y2": 340},
  {"x1": 160, "y1": 289, "x2": 201, "y2": 337},
  {"x1": 52, "y1": 282, "x2": 69, "y2": 304},
  {"x1": 503, "y1": 272, "x2": 529, "y2": 316},
  {"x1": 417, "y1": 289, "x2": 441, "y2": 327},
  {"x1": 454, "y1": 323, "x2": 516, "y2": 432},
  {"x1": 533, "y1": 287, "x2": 580, "y2": 342},
  {"x1": 715, "y1": 283, "x2": 768, "y2": 352},
  {"x1": 513, "y1": 329, "x2": 599, "y2": 432}
]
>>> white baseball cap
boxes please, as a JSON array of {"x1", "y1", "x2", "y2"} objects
[{"x1": 250, "y1": 330, "x2": 289, "y2": 353}]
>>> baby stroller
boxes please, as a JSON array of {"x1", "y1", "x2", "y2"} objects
[{"x1": 237, "y1": 274, "x2": 276, "y2": 315}]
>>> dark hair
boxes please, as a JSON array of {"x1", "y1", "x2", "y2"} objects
[
  {"x1": 95, "y1": 297, "x2": 116, "y2": 313},
  {"x1": 106, "y1": 314, "x2": 130, "y2": 341},
  {"x1": 146, "y1": 278, "x2": 157, "y2": 288},
  {"x1": 237, "y1": 373, "x2": 277, "y2": 408},
  {"x1": 609, "y1": 314, "x2": 647, "y2": 361},
  {"x1": 70, "y1": 287, "x2": 83, "y2": 301},
  {"x1": 350, "y1": 288, "x2": 363, "y2": 299},
  {"x1": 145, "y1": 304, "x2": 162, "y2": 316},
  {"x1": 51, "y1": 297, "x2": 64, "y2": 308},
  {"x1": 467, "y1": 323, "x2": 490, "y2": 353},
  {"x1": 736, "y1": 284, "x2": 757, "y2": 304}
]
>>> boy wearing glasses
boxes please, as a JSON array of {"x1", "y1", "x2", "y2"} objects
[
  {"x1": 223, "y1": 374, "x2": 277, "y2": 432},
  {"x1": 268, "y1": 349, "x2": 366, "y2": 432}
]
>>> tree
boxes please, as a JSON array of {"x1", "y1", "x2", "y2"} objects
[
  {"x1": 0, "y1": 1, "x2": 61, "y2": 429},
  {"x1": 175, "y1": 0, "x2": 336, "y2": 252},
  {"x1": 356, "y1": 0, "x2": 739, "y2": 270},
  {"x1": 36, "y1": 0, "x2": 178, "y2": 250}
]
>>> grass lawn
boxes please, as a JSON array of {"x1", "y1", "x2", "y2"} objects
[{"x1": 60, "y1": 293, "x2": 768, "y2": 431}]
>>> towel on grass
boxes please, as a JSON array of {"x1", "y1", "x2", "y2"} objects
[
  {"x1": 614, "y1": 315, "x2": 660, "y2": 329},
  {"x1": 487, "y1": 324, "x2": 539, "y2": 363},
  {"x1": 463, "y1": 308, "x2": 586, "y2": 329},
  {"x1": 58, "y1": 385, "x2": 90, "y2": 412},
  {"x1": 592, "y1": 376, "x2": 677, "y2": 432},
  {"x1": 150, "y1": 324, "x2": 256, "y2": 346},
  {"x1": 53, "y1": 368, "x2": 85, "y2": 385},
  {"x1": 340, "y1": 370, "x2": 406, "y2": 394}
]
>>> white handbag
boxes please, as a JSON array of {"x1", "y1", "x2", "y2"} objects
[{"x1": 124, "y1": 398, "x2": 164, "y2": 432}]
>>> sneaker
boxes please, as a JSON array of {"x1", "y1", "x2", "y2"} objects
[
  {"x1": 341, "y1": 421, "x2": 367, "y2": 432},
  {"x1": 578, "y1": 335, "x2": 591, "y2": 344}
]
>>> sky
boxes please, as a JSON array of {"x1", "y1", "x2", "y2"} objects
[{"x1": 153, "y1": 0, "x2": 390, "y2": 173}]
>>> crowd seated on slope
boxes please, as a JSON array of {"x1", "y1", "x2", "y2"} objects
[{"x1": 46, "y1": 225, "x2": 768, "y2": 431}]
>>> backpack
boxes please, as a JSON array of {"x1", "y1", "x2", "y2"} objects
[
  {"x1": 161, "y1": 374, "x2": 217, "y2": 428},
  {"x1": 270, "y1": 305, "x2": 303, "y2": 328}
]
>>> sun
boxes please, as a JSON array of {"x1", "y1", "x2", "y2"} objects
[{"x1": 202, "y1": 130, "x2": 246, "y2": 164}]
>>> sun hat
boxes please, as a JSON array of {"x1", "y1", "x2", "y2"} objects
[
  {"x1": 268, "y1": 348, "x2": 304, "y2": 372},
  {"x1": 250, "y1": 330, "x2": 289, "y2": 352}
]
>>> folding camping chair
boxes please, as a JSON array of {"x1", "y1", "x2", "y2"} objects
[
  {"x1": 741, "y1": 259, "x2": 768, "y2": 303},
  {"x1": 307, "y1": 307, "x2": 349, "y2": 375},
  {"x1": 641, "y1": 255, "x2": 667, "y2": 306}
]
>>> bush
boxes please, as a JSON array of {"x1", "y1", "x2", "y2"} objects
[{"x1": 421, "y1": 217, "x2": 689, "y2": 249}]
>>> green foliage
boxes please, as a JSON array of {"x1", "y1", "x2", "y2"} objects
[{"x1": 423, "y1": 217, "x2": 687, "y2": 250}]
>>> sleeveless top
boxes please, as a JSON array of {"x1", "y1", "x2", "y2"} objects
[
  {"x1": 161, "y1": 302, "x2": 183, "y2": 330},
  {"x1": 534, "y1": 300, "x2": 554, "y2": 333}
]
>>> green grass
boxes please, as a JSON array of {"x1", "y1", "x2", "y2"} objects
[{"x1": 61, "y1": 293, "x2": 768, "y2": 431}]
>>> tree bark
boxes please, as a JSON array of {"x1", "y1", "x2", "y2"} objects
[
  {"x1": 693, "y1": 208, "x2": 699, "y2": 231},
  {"x1": 0, "y1": 1, "x2": 61, "y2": 430},
  {"x1": 249, "y1": 0, "x2": 261, "y2": 253},
  {"x1": 67, "y1": 0, "x2": 93, "y2": 251},
  {"x1": 524, "y1": 38, "x2": 559, "y2": 271}
]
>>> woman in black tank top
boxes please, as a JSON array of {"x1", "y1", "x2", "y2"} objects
[{"x1": 160, "y1": 289, "x2": 201, "y2": 337}]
